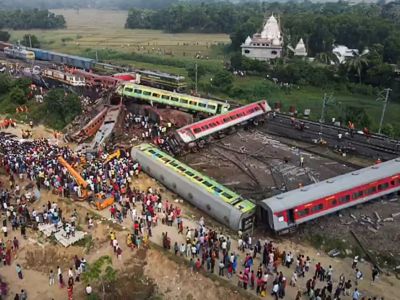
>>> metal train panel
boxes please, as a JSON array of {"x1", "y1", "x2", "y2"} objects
[{"x1": 131, "y1": 145, "x2": 255, "y2": 231}]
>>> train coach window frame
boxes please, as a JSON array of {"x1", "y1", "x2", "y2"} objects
[
  {"x1": 180, "y1": 99, "x2": 189, "y2": 104},
  {"x1": 221, "y1": 192, "x2": 233, "y2": 199},
  {"x1": 193, "y1": 176, "x2": 203, "y2": 182},
  {"x1": 213, "y1": 186, "x2": 223, "y2": 193},
  {"x1": 339, "y1": 195, "x2": 351, "y2": 203},
  {"x1": 352, "y1": 191, "x2": 364, "y2": 200},
  {"x1": 202, "y1": 181, "x2": 213, "y2": 188},
  {"x1": 297, "y1": 208, "x2": 309, "y2": 217},
  {"x1": 189, "y1": 101, "x2": 197, "y2": 106},
  {"x1": 143, "y1": 91, "x2": 151, "y2": 96},
  {"x1": 378, "y1": 182, "x2": 389, "y2": 191},
  {"x1": 161, "y1": 95, "x2": 170, "y2": 100},
  {"x1": 198, "y1": 103, "x2": 207, "y2": 108},
  {"x1": 201, "y1": 125, "x2": 209, "y2": 130},
  {"x1": 331, "y1": 199, "x2": 337, "y2": 206},
  {"x1": 133, "y1": 89, "x2": 142, "y2": 94},
  {"x1": 207, "y1": 104, "x2": 216, "y2": 110},
  {"x1": 366, "y1": 186, "x2": 377, "y2": 195},
  {"x1": 125, "y1": 87, "x2": 134, "y2": 93},
  {"x1": 171, "y1": 97, "x2": 179, "y2": 102},
  {"x1": 311, "y1": 203, "x2": 323, "y2": 212},
  {"x1": 152, "y1": 93, "x2": 160, "y2": 98},
  {"x1": 193, "y1": 128, "x2": 202, "y2": 134}
]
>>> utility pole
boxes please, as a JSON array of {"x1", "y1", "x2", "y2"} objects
[
  {"x1": 28, "y1": 35, "x2": 32, "y2": 48},
  {"x1": 95, "y1": 49, "x2": 99, "y2": 62},
  {"x1": 377, "y1": 88, "x2": 391, "y2": 134},
  {"x1": 195, "y1": 63, "x2": 198, "y2": 94},
  {"x1": 319, "y1": 93, "x2": 335, "y2": 134}
]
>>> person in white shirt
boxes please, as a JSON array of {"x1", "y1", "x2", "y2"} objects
[{"x1": 85, "y1": 284, "x2": 92, "y2": 295}]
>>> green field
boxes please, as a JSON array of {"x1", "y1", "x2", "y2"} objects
[
  {"x1": 7, "y1": 9, "x2": 400, "y2": 133},
  {"x1": 9, "y1": 9, "x2": 229, "y2": 59}
]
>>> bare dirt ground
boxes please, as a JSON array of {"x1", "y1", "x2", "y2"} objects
[{"x1": 182, "y1": 129, "x2": 354, "y2": 201}]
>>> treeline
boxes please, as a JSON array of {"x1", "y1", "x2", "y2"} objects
[
  {"x1": 125, "y1": 1, "x2": 400, "y2": 61},
  {"x1": 0, "y1": 0, "x2": 221, "y2": 10},
  {"x1": 0, "y1": 9, "x2": 66, "y2": 30}
]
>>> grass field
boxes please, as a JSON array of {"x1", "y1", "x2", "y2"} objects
[
  {"x1": 9, "y1": 9, "x2": 230, "y2": 59},
  {"x1": 7, "y1": 9, "x2": 400, "y2": 133}
]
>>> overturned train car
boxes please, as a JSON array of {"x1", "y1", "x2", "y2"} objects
[{"x1": 131, "y1": 143, "x2": 256, "y2": 231}]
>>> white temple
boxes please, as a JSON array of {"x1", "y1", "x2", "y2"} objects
[
  {"x1": 241, "y1": 14, "x2": 283, "y2": 61},
  {"x1": 294, "y1": 38, "x2": 307, "y2": 57}
]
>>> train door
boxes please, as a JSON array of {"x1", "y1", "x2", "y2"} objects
[{"x1": 287, "y1": 209, "x2": 295, "y2": 224}]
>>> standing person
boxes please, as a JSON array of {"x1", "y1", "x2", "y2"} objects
[
  {"x1": 2, "y1": 223, "x2": 7, "y2": 237},
  {"x1": 352, "y1": 288, "x2": 361, "y2": 300},
  {"x1": 85, "y1": 284, "x2": 92, "y2": 295},
  {"x1": 372, "y1": 265, "x2": 379, "y2": 282},
  {"x1": 271, "y1": 280, "x2": 279, "y2": 300},
  {"x1": 218, "y1": 260, "x2": 224, "y2": 276},
  {"x1": 355, "y1": 268, "x2": 363, "y2": 286},
  {"x1": 19, "y1": 290, "x2": 27, "y2": 300},
  {"x1": 49, "y1": 269, "x2": 55, "y2": 286},
  {"x1": 16, "y1": 263, "x2": 23, "y2": 279}
]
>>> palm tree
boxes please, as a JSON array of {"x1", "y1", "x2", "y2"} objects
[
  {"x1": 346, "y1": 53, "x2": 369, "y2": 84},
  {"x1": 316, "y1": 51, "x2": 340, "y2": 66}
]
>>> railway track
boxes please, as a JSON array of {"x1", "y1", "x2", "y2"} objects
[{"x1": 265, "y1": 114, "x2": 400, "y2": 160}]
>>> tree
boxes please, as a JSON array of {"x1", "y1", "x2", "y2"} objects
[
  {"x1": 342, "y1": 105, "x2": 371, "y2": 128},
  {"x1": 0, "y1": 74, "x2": 12, "y2": 95},
  {"x1": 211, "y1": 69, "x2": 234, "y2": 92},
  {"x1": 21, "y1": 34, "x2": 41, "y2": 48},
  {"x1": 44, "y1": 89, "x2": 82, "y2": 128},
  {"x1": 0, "y1": 31, "x2": 10, "y2": 42},
  {"x1": 381, "y1": 123, "x2": 395, "y2": 137},
  {"x1": 82, "y1": 256, "x2": 117, "y2": 300},
  {"x1": 315, "y1": 52, "x2": 339, "y2": 66},
  {"x1": 346, "y1": 54, "x2": 369, "y2": 83},
  {"x1": 8, "y1": 87, "x2": 26, "y2": 105},
  {"x1": 186, "y1": 63, "x2": 206, "y2": 83}
]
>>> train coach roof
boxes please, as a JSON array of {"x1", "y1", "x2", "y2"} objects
[{"x1": 260, "y1": 158, "x2": 400, "y2": 212}]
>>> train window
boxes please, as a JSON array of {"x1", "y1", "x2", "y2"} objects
[
  {"x1": 201, "y1": 125, "x2": 209, "y2": 130},
  {"x1": 221, "y1": 192, "x2": 233, "y2": 199},
  {"x1": 133, "y1": 89, "x2": 142, "y2": 94},
  {"x1": 177, "y1": 166, "x2": 186, "y2": 172},
  {"x1": 352, "y1": 191, "x2": 364, "y2": 199},
  {"x1": 193, "y1": 128, "x2": 202, "y2": 134},
  {"x1": 230, "y1": 115, "x2": 237, "y2": 120},
  {"x1": 143, "y1": 91, "x2": 151, "y2": 96},
  {"x1": 170, "y1": 162, "x2": 179, "y2": 167},
  {"x1": 185, "y1": 170, "x2": 195, "y2": 177},
  {"x1": 148, "y1": 149, "x2": 156, "y2": 154},
  {"x1": 378, "y1": 183, "x2": 389, "y2": 190},
  {"x1": 209, "y1": 123, "x2": 217, "y2": 127},
  {"x1": 397, "y1": 179, "x2": 400, "y2": 185},
  {"x1": 202, "y1": 181, "x2": 213, "y2": 187},
  {"x1": 208, "y1": 105, "x2": 216, "y2": 110},
  {"x1": 180, "y1": 99, "x2": 188, "y2": 104},
  {"x1": 311, "y1": 204, "x2": 323, "y2": 212},
  {"x1": 339, "y1": 195, "x2": 350, "y2": 203},
  {"x1": 193, "y1": 176, "x2": 203, "y2": 182},
  {"x1": 213, "y1": 186, "x2": 223, "y2": 193},
  {"x1": 366, "y1": 186, "x2": 377, "y2": 195},
  {"x1": 223, "y1": 118, "x2": 230, "y2": 122},
  {"x1": 297, "y1": 208, "x2": 309, "y2": 217},
  {"x1": 198, "y1": 103, "x2": 207, "y2": 108},
  {"x1": 161, "y1": 157, "x2": 170, "y2": 163},
  {"x1": 152, "y1": 93, "x2": 160, "y2": 98},
  {"x1": 125, "y1": 87, "x2": 133, "y2": 93},
  {"x1": 331, "y1": 199, "x2": 337, "y2": 206},
  {"x1": 189, "y1": 101, "x2": 197, "y2": 106},
  {"x1": 161, "y1": 95, "x2": 170, "y2": 100},
  {"x1": 391, "y1": 180, "x2": 395, "y2": 186},
  {"x1": 171, "y1": 97, "x2": 179, "y2": 101}
]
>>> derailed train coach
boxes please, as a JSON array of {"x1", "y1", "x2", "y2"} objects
[
  {"x1": 260, "y1": 158, "x2": 400, "y2": 233},
  {"x1": 131, "y1": 143, "x2": 256, "y2": 231}
]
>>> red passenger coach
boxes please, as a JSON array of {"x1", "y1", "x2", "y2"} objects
[
  {"x1": 260, "y1": 158, "x2": 400, "y2": 233},
  {"x1": 175, "y1": 100, "x2": 271, "y2": 145}
]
